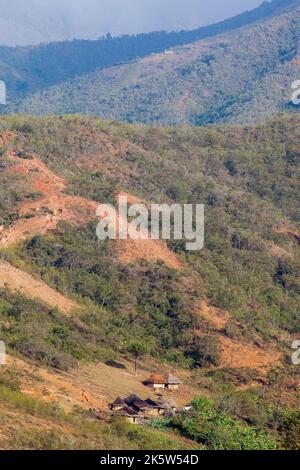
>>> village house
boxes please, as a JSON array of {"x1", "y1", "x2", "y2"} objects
[
  {"x1": 144, "y1": 398, "x2": 166, "y2": 415},
  {"x1": 109, "y1": 396, "x2": 127, "y2": 412},
  {"x1": 157, "y1": 396, "x2": 177, "y2": 413},
  {"x1": 124, "y1": 394, "x2": 159, "y2": 417},
  {"x1": 143, "y1": 373, "x2": 182, "y2": 391},
  {"x1": 112, "y1": 405, "x2": 140, "y2": 424},
  {"x1": 143, "y1": 374, "x2": 166, "y2": 390},
  {"x1": 165, "y1": 373, "x2": 182, "y2": 390},
  {"x1": 108, "y1": 394, "x2": 178, "y2": 424}
]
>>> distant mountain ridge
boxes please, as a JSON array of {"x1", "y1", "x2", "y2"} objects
[
  {"x1": 0, "y1": 0, "x2": 289, "y2": 46},
  {"x1": 0, "y1": 0, "x2": 298, "y2": 110},
  {"x1": 10, "y1": 0, "x2": 300, "y2": 126}
]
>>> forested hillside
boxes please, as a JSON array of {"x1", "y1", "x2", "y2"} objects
[
  {"x1": 1, "y1": 0, "x2": 300, "y2": 454},
  {"x1": 13, "y1": 0, "x2": 300, "y2": 125},
  {"x1": 1, "y1": 113, "x2": 299, "y2": 352},
  {"x1": 0, "y1": 114, "x2": 299, "y2": 449},
  {"x1": 0, "y1": 0, "x2": 297, "y2": 108}
]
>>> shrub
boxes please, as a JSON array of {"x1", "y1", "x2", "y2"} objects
[
  {"x1": 186, "y1": 335, "x2": 222, "y2": 367},
  {"x1": 171, "y1": 396, "x2": 276, "y2": 450}
]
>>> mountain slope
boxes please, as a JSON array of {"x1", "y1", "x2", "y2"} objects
[
  {"x1": 1, "y1": 113, "x2": 300, "y2": 349},
  {"x1": 14, "y1": 0, "x2": 300, "y2": 125},
  {"x1": 0, "y1": 0, "x2": 297, "y2": 108},
  {"x1": 0, "y1": 260, "x2": 77, "y2": 313},
  {"x1": 0, "y1": 113, "x2": 299, "y2": 449}
]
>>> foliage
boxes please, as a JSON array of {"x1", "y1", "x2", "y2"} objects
[
  {"x1": 277, "y1": 409, "x2": 300, "y2": 450},
  {"x1": 169, "y1": 396, "x2": 277, "y2": 450},
  {"x1": 0, "y1": 369, "x2": 21, "y2": 392},
  {"x1": 0, "y1": 113, "x2": 299, "y2": 449},
  {"x1": 1, "y1": 113, "x2": 298, "y2": 342},
  {"x1": 0, "y1": 383, "x2": 194, "y2": 450},
  {"x1": 0, "y1": 162, "x2": 35, "y2": 226},
  {"x1": 0, "y1": 288, "x2": 108, "y2": 369},
  {"x1": 186, "y1": 335, "x2": 222, "y2": 367},
  {"x1": 127, "y1": 340, "x2": 149, "y2": 374},
  {"x1": 11, "y1": 2, "x2": 300, "y2": 126},
  {"x1": 3, "y1": 223, "x2": 196, "y2": 368},
  {"x1": 0, "y1": 0, "x2": 292, "y2": 112}
]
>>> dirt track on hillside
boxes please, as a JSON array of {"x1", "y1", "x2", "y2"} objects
[
  {"x1": 0, "y1": 142, "x2": 181, "y2": 270},
  {"x1": 0, "y1": 150, "x2": 98, "y2": 248},
  {"x1": 0, "y1": 133, "x2": 283, "y2": 376},
  {"x1": 0, "y1": 137, "x2": 181, "y2": 311}
]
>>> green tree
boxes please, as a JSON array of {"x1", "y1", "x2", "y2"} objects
[{"x1": 127, "y1": 341, "x2": 148, "y2": 376}]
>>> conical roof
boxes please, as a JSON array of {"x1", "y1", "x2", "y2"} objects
[
  {"x1": 158, "y1": 396, "x2": 177, "y2": 408},
  {"x1": 114, "y1": 406, "x2": 139, "y2": 417},
  {"x1": 124, "y1": 394, "x2": 151, "y2": 409},
  {"x1": 111, "y1": 396, "x2": 126, "y2": 407},
  {"x1": 166, "y1": 373, "x2": 182, "y2": 384},
  {"x1": 144, "y1": 374, "x2": 167, "y2": 385}
]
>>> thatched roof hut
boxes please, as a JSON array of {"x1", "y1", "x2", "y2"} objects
[
  {"x1": 166, "y1": 373, "x2": 182, "y2": 385},
  {"x1": 113, "y1": 406, "x2": 139, "y2": 417},
  {"x1": 144, "y1": 374, "x2": 167, "y2": 385},
  {"x1": 124, "y1": 394, "x2": 152, "y2": 412},
  {"x1": 109, "y1": 396, "x2": 126, "y2": 411},
  {"x1": 157, "y1": 396, "x2": 177, "y2": 410},
  {"x1": 144, "y1": 372, "x2": 182, "y2": 390}
]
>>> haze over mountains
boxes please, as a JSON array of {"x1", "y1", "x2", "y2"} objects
[
  {"x1": 0, "y1": 0, "x2": 263, "y2": 46},
  {"x1": 4, "y1": 0, "x2": 300, "y2": 126}
]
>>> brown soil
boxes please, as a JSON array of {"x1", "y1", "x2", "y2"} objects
[
  {"x1": 218, "y1": 336, "x2": 281, "y2": 372},
  {"x1": 117, "y1": 238, "x2": 182, "y2": 269},
  {"x1": 0, "y1": 132, "x2": 15, "y2": 147},
  {"x1": 197, "y1": 300, "x2": 230, "y2": 330},
  {"x1": 274, "y1": 226, "x2": 300, "y2": 244},
  {"x1": 1, "y1": 143, "x2": 181, "y2": 270},
  {"x1": 0, "y1": 260, "x2": 77, "y2": 313},
  {"x1": 268, "y1": 243, "x2": 292, "y2": 258},
  {"x1": 5, "y1": 355, "x2": 198, "y2": 412},
  {"x1": 195, "y1": 300, "x2": 282, "y2": 371},
  {"x1": 99, "y1": 192, "x2": 183, "y2": 269},
  {"x1": 0, "y1": 150, "x2": 98, "y2": 248}
]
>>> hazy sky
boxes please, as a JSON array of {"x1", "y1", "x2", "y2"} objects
[
  {"x1": 56, "y1": 0, "x2": 265, "y2": 36},
  {"x1": 0, "y1": 0, "x2": 265, "y2": 45}
]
